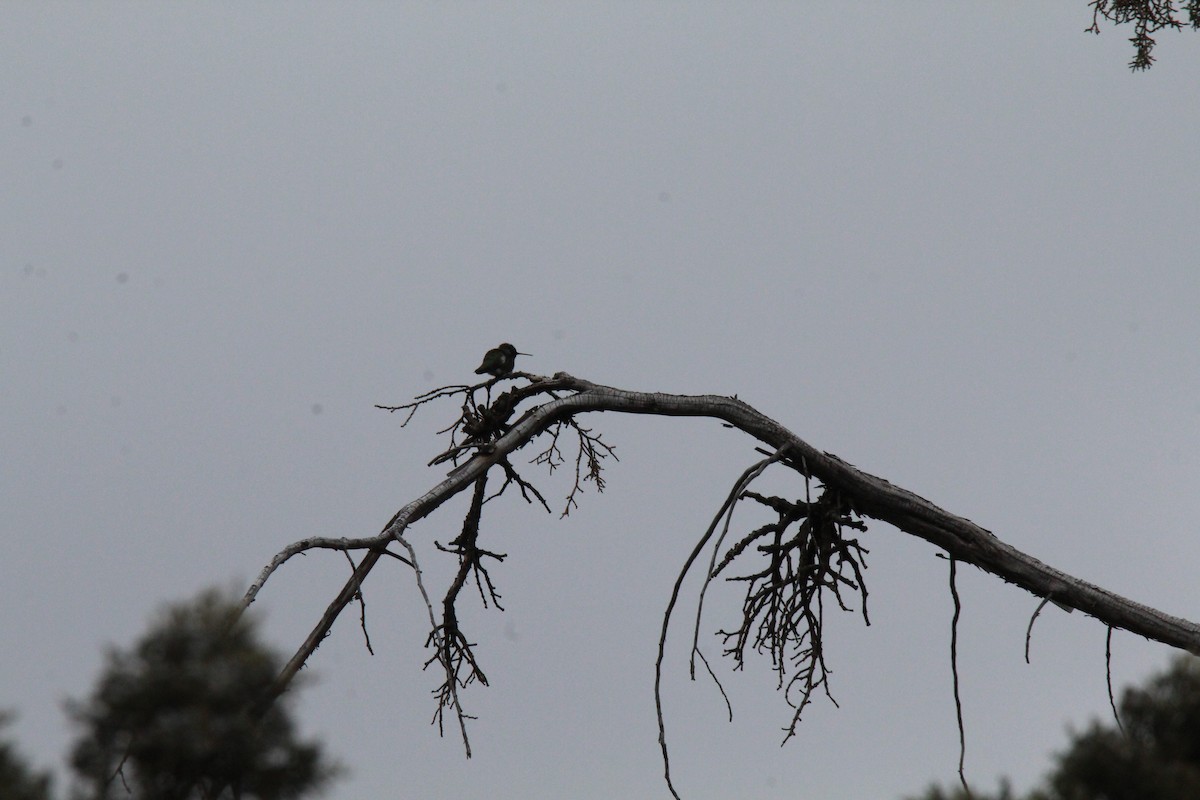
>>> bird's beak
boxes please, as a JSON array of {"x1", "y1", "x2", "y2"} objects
[{"x1": 518, "y1": 351, "x2": 532, "y2": 356}]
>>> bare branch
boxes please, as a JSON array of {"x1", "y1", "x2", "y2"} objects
[
  {"x1": 1106, "y1": 626, "x2": 1125, "y2": 735},
  {"x1": 242, "y1": 534, "x2": 403, "y2": 610},
  {"x1": 490, "y1": 457, "x2": 553, "y2": 513},
  {"x1": 948, "y1": 556, "x2": 970, "y2": 797},
  {"x1": 713, "y1": 483, "x2": 869, "y2": 742},
  {"x1": 375, "y1": 382, "x2": 475, "y2": 427},
  {"x1": 423, "y1": 474, "x2": 503, "y2": 756},
  {"x1": 341, "y1": 549, "x2": 374, "y2": 656},
  {"x1": 531, "y1": 416, "x2": 618, "y2": 516},
  {"x1": 654, "y1": 450, "x2": 785, "y2": 799},
  {"x1": 240, "y1": 371, "x2": 1200, "y2": 796},
  {"x1": 1025, "y1": 597, "x2": 1052, "y2": 664}
]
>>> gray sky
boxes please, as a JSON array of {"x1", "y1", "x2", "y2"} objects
[{"x1": 4, "y1": 4, "x2": 1200, "y2": 799}]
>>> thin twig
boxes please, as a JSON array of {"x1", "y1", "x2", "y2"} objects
[
  {"x1": 948, "y1": 556, "x2": 971, "y2": 798},
  {"x1": 655, "y1": 451, "x2": 784, "y2": 800},
  {"x1": 1106, "y1": 626, "x2": 1125, "y2": 735},
  {"x1": 1024, "y1": 597, "x2": 1051, "y2": 664},
  {"x1": 342, "y1": 550, "x2": 374, "y2": 656},
  {"x1": 692, "y1": 453, "x2": 789, "y2": 675}
]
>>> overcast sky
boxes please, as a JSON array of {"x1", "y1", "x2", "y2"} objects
[{"x1": 4, "y1": 4, "x2": 1200, "y2": 799}]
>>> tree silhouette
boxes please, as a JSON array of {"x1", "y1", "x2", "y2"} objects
[
  {"x1": 0, "y1": 712, "x2": 53, "y2": 800},
  {"x1": 67, "y1": 589, "x2": 339, "y2": 800},
  {"x1": 240, "y1": 371, "x2": 1200, "y2": 798},
  {"x1": 907, "y1": 656, "x2": 1200, "y2": 800}
]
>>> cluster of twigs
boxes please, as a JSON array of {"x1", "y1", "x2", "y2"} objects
[
  {"x1": 423, "y1": 475, "x2": 502, "y2": 755},
  {"x1": 654, "y1": 448, "x2": 870, "y2": 799},
  {"x1": 244, "y1": 372, "x2": 1200, "y2": 800},
  {"x1": 378, "y1": 379, "x2": 522, "y2": 468},
  {"x1": 714, "y1": 485, "x2": 869, "y2": 740},
  {"x1": 376, "y1": 373, "x2": 617, "y2": 748},
  {"x1": 531, "y1": 418, "x2": 617, "y2": 516},
  {"x1": 1087, "y1": 0, "x2": 1200, "y2": 69}
]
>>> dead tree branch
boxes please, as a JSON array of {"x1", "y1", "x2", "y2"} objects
[{"x1": 241, "y1": 371, "x2": 1200, "y2": 789}]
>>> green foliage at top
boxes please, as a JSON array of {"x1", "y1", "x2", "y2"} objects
[
  {"x1": 66, "y1": 589, "x2": 340, "y2": 800},
  {"x1": 1087, "y1": 0, "x2": 1200, "y2": 70}
]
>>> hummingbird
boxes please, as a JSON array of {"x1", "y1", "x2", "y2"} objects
[{"x1": 474, "y1": 343, "x2": 530, "y2": 377}]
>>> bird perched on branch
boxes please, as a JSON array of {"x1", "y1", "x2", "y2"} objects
[{"x1": 474, "y1": 342, "x2": 530, "y2": 377}]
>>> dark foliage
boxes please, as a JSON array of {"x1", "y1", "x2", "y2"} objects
[
  {"x1": 1087, "y1": 0, "x2": 1200, "y2": 69},
  {"x1": 905, "y1": 780, "x2": 1018, "y2": 800},
  {"x1": 1035, "y1": 656, "x2": 1200, "y2": 800},
  {"x1": 0, "y1": 712, "x2": 53, "y2": 800},
  {"x1": 67, "y1": 590, "x2": 339, "y2": 800},
  {"x1": 907, "y1": 656, "x2": 1200, "y2": 800}
]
